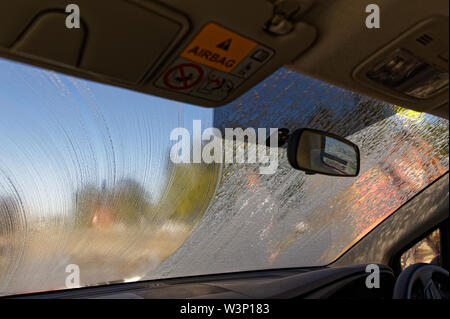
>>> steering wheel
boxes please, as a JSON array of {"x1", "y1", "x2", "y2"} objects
[{"x1": 393, "y1": 263, "x2": 449, "y2": 299}]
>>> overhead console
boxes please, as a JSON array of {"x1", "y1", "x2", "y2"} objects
[
  {"x1": 0, "y1": 0, "x2": 318, "y2": 107},
  {"x1": 353, "y1": 16, "x2": 449, "y2": 109},
  {"x1": 287, "y1": 0, "x2": 448, "y2": 118}
]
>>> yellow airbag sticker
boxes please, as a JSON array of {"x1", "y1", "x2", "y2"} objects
[{"x1": 180, "y1": 23, "x2": 258, "y2": 73}]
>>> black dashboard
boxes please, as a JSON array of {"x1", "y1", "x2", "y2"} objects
[{"x1": 11, "y1": 265, "x2": 396, "y2": 299}]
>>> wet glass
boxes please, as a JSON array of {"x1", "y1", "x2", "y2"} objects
[
  {"x1": 0, "y1": 58, "x2": 448, "y2": 295},
  {"x1": 401, "y1": 229, "x2": 441, "y2": 270}
]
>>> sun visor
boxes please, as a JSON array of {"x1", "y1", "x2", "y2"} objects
[{"x1": 0, "y1": 0, "x2": 317, "y2": 107}]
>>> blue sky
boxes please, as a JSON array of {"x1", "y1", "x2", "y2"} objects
[{"x1": 0, "y1": 57, "x2": 213, "y2": 215}]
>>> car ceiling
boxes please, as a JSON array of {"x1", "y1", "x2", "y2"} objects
[
  {"x1": 0, "y1": 0, "x2": 448, "y2": 117},
  {"x1": 289, "y1": 0, "x2": 449, "y2": 118}
]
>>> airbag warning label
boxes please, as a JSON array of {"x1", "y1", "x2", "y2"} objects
[
  {"x1": 156, "y1": 23, "x2": 274, "y2": 102},
  {"x1": 180, "y1": 23, "x2": 258, "y2": 73}
]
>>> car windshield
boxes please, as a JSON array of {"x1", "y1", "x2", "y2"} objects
[{"x1": 0, "y1": 57, "x2": 448, "y2": 296}]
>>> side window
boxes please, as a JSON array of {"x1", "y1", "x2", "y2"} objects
[{"x1": 400, "y1": 229, "x2": 441, "y2": 270}]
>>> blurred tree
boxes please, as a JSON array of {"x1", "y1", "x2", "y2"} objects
[
  {"x1": 73, "y1": 179, "x2": 152, "y2": 227},
  {"x1": 73, "y1": 161, "x2": 221, "y2": 228},
  {"x1": 0, "y1": 195, "x2": 16, "y2": 236},
  {"x1": 159, "y1": 162, "x2": 220, "y2": 222}
]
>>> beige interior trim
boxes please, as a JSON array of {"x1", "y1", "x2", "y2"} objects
[{"x1": 290, "y1": 0, "x2": 449, "y2": 118}]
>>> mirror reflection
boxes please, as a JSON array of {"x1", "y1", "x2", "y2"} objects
[{"x1": 294, "y1": 129, "x2": 359, "y2": 176}]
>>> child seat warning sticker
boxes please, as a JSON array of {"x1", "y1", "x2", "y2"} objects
[
  {"x1": 162, "y1": 63, "x2": 204, "y2": 90},
  {"x1": 155, "y1": 23, "x2": 275, "y2": 102}
]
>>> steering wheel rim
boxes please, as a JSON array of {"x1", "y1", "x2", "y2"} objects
[{"x1": 393, "y1": 263, "x2": 449, "y2": 299}]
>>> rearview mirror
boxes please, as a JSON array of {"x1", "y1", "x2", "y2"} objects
[{"x1": 287, "y1": 129, "x2": 360, "y2": 177}]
